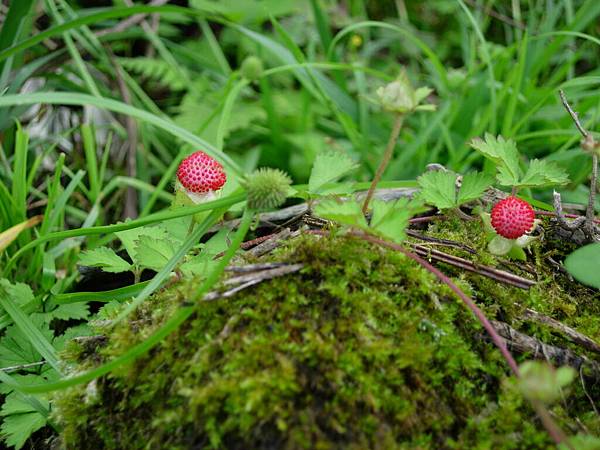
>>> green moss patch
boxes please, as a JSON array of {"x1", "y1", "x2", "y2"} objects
[{"x1": 53, "y1": 234, "x2": 599, "y2": 449}]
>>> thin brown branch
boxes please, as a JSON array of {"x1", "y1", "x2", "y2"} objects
[
  {"x1": 94, "y1": 0, "x2": 170, "y2": 38},
  {"x1": 410, "y1": 244, "x2": 535, "y2": 289},
  {"x1": 559, "y1": 90, "x2": 588, "y2": 138}
]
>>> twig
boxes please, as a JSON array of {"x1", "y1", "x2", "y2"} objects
[
  {"x1": 407, "y1": 229, "x2": 477, "y2": 254},
  {"x1": 362, "y1": 114, "x2": 404, "y2": 214},
  {"x1": 410, "y1": 244, "x2": 535, "y2": 289},
  {"x1": 522, "y1": 308, "x2": 600, "y2": 355},
  {"x1": 558, "y1": 90, "x2": 599, "y2": 241},
  {"x1": 201, "y1": 264, "x2": 303, "y2": 301},
  {"x1": 559, "y1": 90, "x2": 588, "y2": 139},
  {"x1": 491, "y1": 320, "x2": 600, "y2": 378},
  {"x1": 94, "y1": 0, "x2": 170, "y2": 38},
  {"x1": 535, "y1": 209, "x2": 600, "y2": 225}
]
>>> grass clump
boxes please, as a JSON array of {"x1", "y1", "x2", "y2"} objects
[{"x1": 53, "y1": 235, "x2": 597, "y2": 449}]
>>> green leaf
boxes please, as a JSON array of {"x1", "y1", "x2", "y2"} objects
[
  {"x1": 517, "y1": 361, "x2": 575, "y2": 404},
  {"x1": 133, "y1": 236, "x2": 176, "y2": 272},
  {"x1": 0, "y1": 397, "x2": 46, "y2": 450},
  {"x1": 470, "y1": 134, "x2": 522, "y2": 186},
  {"x1": 565, "y1": 243, "x2": 600, "y2": 289},
  {"x1": 0, "y1": 286, "x2": 61, "y2": 373},
  {"x1": 115, "y1": 225, "x2": 168, "y2": 261},
  {"x1": 313, "y1": 199, "x2": 368, "y2": 229},
  {"x1": 516, "y1": 159, "x2": 570, "y2": 188},
  {"x1": 417, "y1": 171, "x2": 457, "y2": 209},
  {"x1": 34, "y1": 303, "x2": 90, "y2": 322},
  {"x1": 369, "y1": 199, "x2": 414, "y2": 243},
  {"x1": 0, "y1": 316, "x2": 53, "y2": 368},
  {"x1": 308, "y1": 150, "x2": 358, "y2": 194},
  {"x1": 78, "y1": 247, "x2": 131, "y2": 273},
  {"x1": 456, "y1": 172, "x2": 494, "y2": 204}
]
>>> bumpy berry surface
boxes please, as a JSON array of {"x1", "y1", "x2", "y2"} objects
[
  {"x1": 177, "y1": 151, "x2": 226, "y2": 193},
  {"x1": 490, "y1": 196, "x2": 535, "y2": 239}
]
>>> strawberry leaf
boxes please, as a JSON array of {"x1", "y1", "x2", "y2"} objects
[
  {"x1": 370, "y1": 198, "x2": 418, "y2": 243},
  {"x1": 515, "y1": 159, "x2": 570, "y2": 188},
  {"x1": 456, "y1": 172, "x2": 494, "y2": 204},
  {"x1": 78, "y1": 247, "x2": 131, "y2": 273},
  {"x1": 417, "y1": 171, "x2": 457, "y2": 209},
  {"x1": 308, "y1": 150, "x2": 358, "y2": 194},
  {"x1": 133, "y1": 236, "x2": 176, "y2": 272},
  {"x1": 313, "y1": 199, "x2": 368, "y2": 229},
  {"x1": 470, "y1": 134, "x2": 522, "y2": 186}
]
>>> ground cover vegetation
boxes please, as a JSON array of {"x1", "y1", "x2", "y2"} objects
[{"x1": 0, "y1": 0, "x2": 599, "y2": 448}]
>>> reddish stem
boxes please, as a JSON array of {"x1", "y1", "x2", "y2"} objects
[{"x1": 535, "y1": 210, "x2": 600, "y2": 225}]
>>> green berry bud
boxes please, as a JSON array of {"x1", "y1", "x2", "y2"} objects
[
  {"x1": 241, "y1": 56, "x2": 264, "y2": 82},
  {"x1": 244, "y1": 168, "x2": 291, "y2": 211}
]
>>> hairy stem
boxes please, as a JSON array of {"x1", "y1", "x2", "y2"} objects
[
  {"x1": 362, "y1": 114, "x2": 404, "y2": 214},
  {"x1": 587, "y1": 153, "x2": 598, "y2": 228}
]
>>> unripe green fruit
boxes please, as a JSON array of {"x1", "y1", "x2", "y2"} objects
[
  {"x1": 244, "y1": 168, "x2": 291, "y2": 211},
  {"x1": 240, "y1": 56, "x2": 264, "y2": 82}
]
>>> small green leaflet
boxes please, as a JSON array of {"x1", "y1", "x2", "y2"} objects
[
  {"x1": 115, "y1": 225, "x2": 168, "y2": 260},
  {"x1": 0, "y1": 390, "x2": 47, "y2": 450},
  {"x1": 133, "y1": 236, "x2": 176, "y2": 272},
  {"x1": 0, "y1": 315, "x2": 53, "y2": 368},
  {"x1": 470, "y1": 134, "x2": 569, "y2": 188},
  {"x1": 470, "y1": 134, "x2": 521, "y2": 184},
  {"x1": 417, "y1": 171, "x2": 457, "y2": 209},
  {"x1": 370, "y1": 198, "x2": 418, "y2": 243},
  {"x1": 308, "y1": 150, "x2": 358, "y2": 194},
  {"x1": 313, "y1": 197, "x2": 420, "y2": 244},
  {"x1": 565, "y1": 243, "x2": 600, "y2": 289},
  {"x1": 517, "y1": 159, "x2": 569, "y2": 188},
  {"x1": 457, "y1": 172, "x2": 495, "y2": 204},
  {"x1": 78, "y1": 247, "x2": 131, "y2": 273},
  {"x1": 313, "y1": 199, "x2": 368, "y2": 229},
  {"x1": 417, "y1": 170, "x2": 493, "y2": 210}
]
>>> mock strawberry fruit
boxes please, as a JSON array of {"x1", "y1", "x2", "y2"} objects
[
  {"x1": 177, "y1": 151, "x2": 226, "y2": 194},
  {"x1": 490, "y1": 196, "x2": 535, "y2": 239}
]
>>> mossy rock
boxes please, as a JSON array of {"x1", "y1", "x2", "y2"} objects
[{"x1": 53, "y1": 232, "x2": 600, "y2": 449}]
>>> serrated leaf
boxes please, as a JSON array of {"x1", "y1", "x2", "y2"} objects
[
  {"x1": 313, "y1": 199, "x2": 368, "y2": 229},
  {"x1": 0, "y1": 280, "x2": 34, "y2": 310},
  {"x1": 157, "y1": 216, "x2": 193, "y2": 246},
  {"x1": 457, "y1": 172, "x2": 494, "y2": 204},
  {"x1": 565, "y1": 243, "x2": 600, "y2": 289},
  {"x1": 0, "y1": 315, "x2": 53, "y2": 368},
  {"x1": 78, "y1": 247, "x2": 131, "y2": 273},
  {"x1": 370, "y1": 199, "x2": 414, "y2": 243},
  {"x1": 470, "y1": 134, "x2": 522, "y2": 186},
  {"x1": 516, "y1": 159, "x2": 570, "y2": 188},
  {"x1": 133, "y1": 236, "x2": 176, "y2": 272},
  {"x1": 417, "y1": 171, "x2": 457, "y2": 209},
  {"x1": 308, "y1": 150, "x2": 358, "y2": 194},
  {"x1": 38, "y1": 303, "x2": 90, "y2": 322},
  {"x1": 0, "y1": 407, "x2": 46, "y2": 450},
  {"x1": 115, "y1": 225, "x2": 168, "y2": 261}
]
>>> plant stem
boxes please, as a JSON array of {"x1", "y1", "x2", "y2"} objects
[
  {"x1": 362, "y1": 114, "x2": 404, "y2": 214},
  {"x1": 586, "y1": 153, "x2": 598, "y2": 230}
]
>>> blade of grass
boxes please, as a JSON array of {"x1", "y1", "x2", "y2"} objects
[{"x1": 0, "y1": 92, "x2": 243, "y2": 176}]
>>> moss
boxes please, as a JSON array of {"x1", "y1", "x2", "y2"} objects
[{"x1": 53, "y1": 232, "x2": 599, "y2": 449}]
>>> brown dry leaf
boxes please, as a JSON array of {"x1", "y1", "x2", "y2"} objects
[{"x1": 0, "y1": 215, "x2": 43, "y2": 252}]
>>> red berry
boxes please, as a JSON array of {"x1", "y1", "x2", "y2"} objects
[
  {"x1": 491, "y1": 196, "x2": 535, "y2": 239},
  {"x1": 177, "y1": 151, "x2": 226, "y2": 193}
]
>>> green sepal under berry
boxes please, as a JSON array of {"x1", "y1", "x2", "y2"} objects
[{"x1": 244, "y1": 168, "x2": 292, "y2": 211}]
